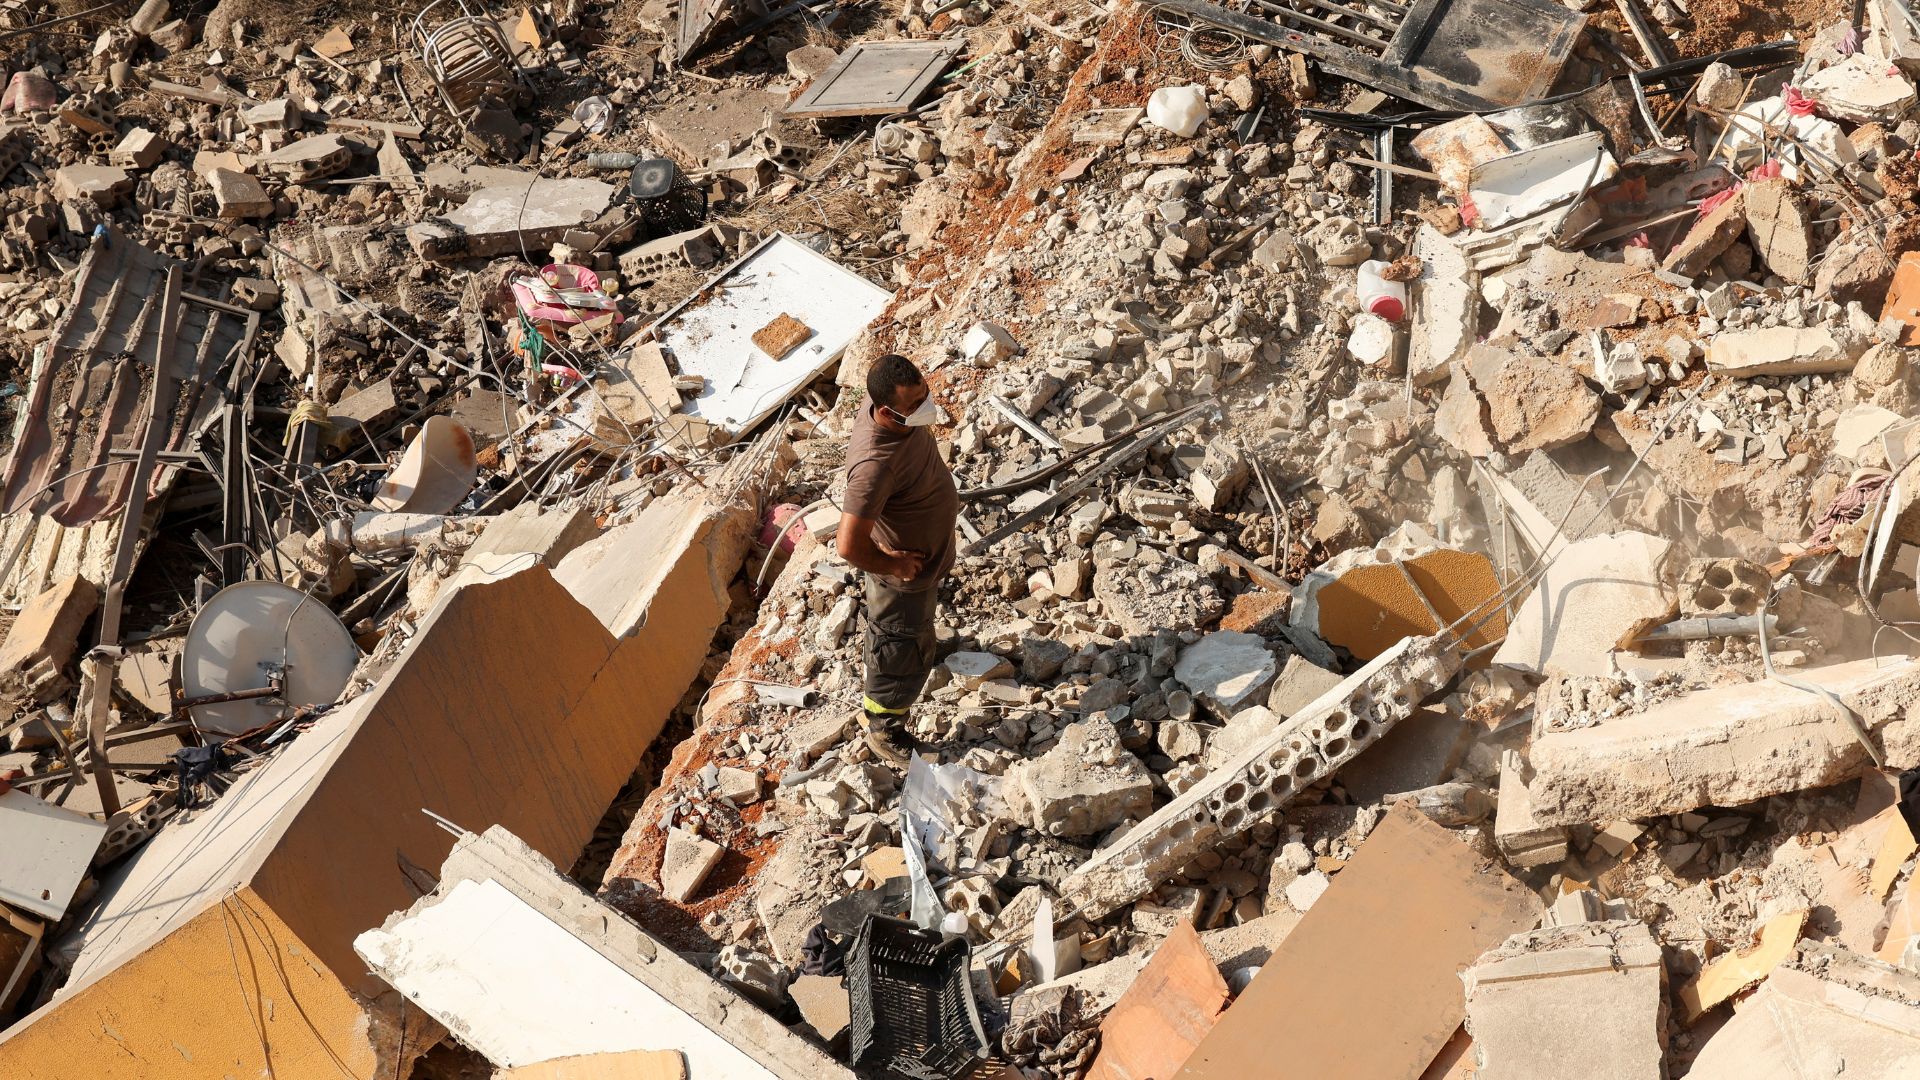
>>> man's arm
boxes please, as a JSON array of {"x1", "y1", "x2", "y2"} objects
[{"x1": 837, "y1": 514, "x2": 924, "y2": 580}]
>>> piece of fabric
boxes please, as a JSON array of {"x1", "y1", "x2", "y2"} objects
[
  {"x1": 862, "y1": 572, "x2": 938, "y2": 711},
  {"x1": 799, "y1": 923, "x2": 847, "y2": 977},
  {"x1": 842, "y1": 403, "x2": 958, "y2": 592}
]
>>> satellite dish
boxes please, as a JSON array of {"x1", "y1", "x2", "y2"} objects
[
  {"x1": 373, "y1": 415, "x2": 477, "y2": 516},
  {"x1": 630, "y1": 158, "x2": 678, "y2": 200},
  {"x1": 181, "y1": 581, "x2": 359, "y2": 736}
]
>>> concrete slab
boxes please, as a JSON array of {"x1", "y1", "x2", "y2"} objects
[
  {"x1": 789, "y1": 974, "x2": 849, "y2": 1042},
  {"x1": 551, "y1": 489, "x2": 729, "y2": 639},
  {"x1": 408, "y1": 178, "x2": 616, "y2": 260},
  {"x1": 1407, "y1": 225, "x2": 1478, "y2": 386},
  {"x1": 647, "y1": 88, "x2": 786, "y2": 165},
  {"x1": 114, "y1": 643, "x2": 176, "y2": 723},
  {"x1": 659, "y1": 828, "x2": 724, "y2": 904},
  {"x1": 1494, "y1": 749, "x2": 1567, "y2": 866},
  {"x1": 1265, "y1": 654, "x2": 1344, "y2": 717},
  {"x1": 51, "y1": 165, "x2": 132, "y2": 208},
  {"x1": 1686, "y1": 947, "x2": 1920, "y2": 1079},
  {"x1": 1493, "y1": 531, "x2": 1676, "y2": 676},
  {"x1": 436, "y1": 501, "x2": 598, "y2": 606},
  {"x1": 1528, "y1": 657, "x2": 1920, "y2": 826},
  {"x1": 1462, "y1": 920, "x2": 1664, "y2": 1080},
  {"x1": 1744, "y1": 178, "x2": 1813, "y2": 285},
  {"x1": 1803, "y1": 53, "x2": 1918, "y2": 123},
  {"x1": 356, "y1": 826, "x2": 850, "y2": 1078},
  {"x1": 207, "y1": 167, "x2": 272, "y2": 219},
  {"x1": 1706, "y1": 326, "x2": 1860, "y2": 377},
  {"x1": 0, "y1": 576, "x2": 98, "y2": 699},
  {"x1": 594, "y1": 341, "x2": 680, "y2": 428},
  {"x1": 0, "y1": 789, "x2": 108, "y2": 920}
]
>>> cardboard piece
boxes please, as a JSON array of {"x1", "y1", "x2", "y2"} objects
[
  {"x1": 1678, "y1": 908, "x2": 1808, "y2": 1021},
  {"x1": 1176, "y1": 805, "x2": 1542, "y2": 1080},
  {"x1": 1087, "y1": 923, "x2": 1229, "y2": 1080}
]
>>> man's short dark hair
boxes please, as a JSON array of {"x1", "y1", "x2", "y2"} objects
[{"x1": 866, "y1": 353, "x2": 924, "y2": 409}]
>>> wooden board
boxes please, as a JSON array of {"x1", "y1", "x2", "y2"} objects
[
  {"x1": 1176, "y1": 805, "x2": 1542, "y2": 1080},
  {"x1": 784, "y1": 39, "x2": 965, "y2": 118},
  {"x1": 1087, "y1": 923, "x2": 1228, "y2": 1080},
  {"x1": 1678, "y1": 909, "x2": 1807, "y2": 1021}
]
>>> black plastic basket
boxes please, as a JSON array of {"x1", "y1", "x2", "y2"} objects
[{"x1": 846, "y1": 915, "x2": 990, "y2": 1080}]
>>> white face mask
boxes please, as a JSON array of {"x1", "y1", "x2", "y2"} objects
[{"x1": 895, "y1": 395, "x2": 942, "y2": 427}]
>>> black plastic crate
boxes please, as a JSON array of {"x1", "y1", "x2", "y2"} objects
[{"x1": 846, "y1": 914, "x2": 990, "y2": 1080}]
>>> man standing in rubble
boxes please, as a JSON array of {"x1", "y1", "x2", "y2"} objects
[{"x1": 837, "y1": 353, "x2": 958, "y2": 765}]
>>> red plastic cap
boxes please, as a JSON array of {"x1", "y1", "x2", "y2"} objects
[{"x1": 1367, "y1": 295, "x2": 1405, "y2": 322}]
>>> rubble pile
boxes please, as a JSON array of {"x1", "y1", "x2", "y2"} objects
[{"x1": 5, "y1": 0, "x2": 1920, "y2": 1077}]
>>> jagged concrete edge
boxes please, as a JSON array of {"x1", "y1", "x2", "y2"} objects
[{"x1": 1060, "y1": 635, "x2": 1461, "y2": 920}]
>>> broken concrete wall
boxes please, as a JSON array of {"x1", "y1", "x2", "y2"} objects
[
  {"x1": 1060, "y1": 635, "x2": 1461, "y2": 920},
  {"x1": 0, "y1": 882, "x2": 430, "y2": 1080},
  {"x1": 1528, "y1": 657, "x2": 1920, "y2": 826},
  {"x1": 1461, "y1": 920, "x2": 1665, "y2": 1079},
  {"x1": 0, "y1": 472, "x2": 769, "y2": 1070},
  {"x1": 245, "y1": 567, "x2": 667, "y2": 987},
  {"x1": 358, "y1": 826, "x2": 850, "y2": 1079},
  {"x1": 0, "y1": 703, "x2": 405, "y2": 1079},
  {"x1": 1686, "y1": 946, "x2": 1920, "y2": 1078}
]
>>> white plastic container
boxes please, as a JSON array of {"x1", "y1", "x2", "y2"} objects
[
  {"x1": 1146, "y1": 85, "x2": 1209, "y2": 138},
  {"x1": 1356, "y1": 260, "x2": 1408, "y2": 322}
]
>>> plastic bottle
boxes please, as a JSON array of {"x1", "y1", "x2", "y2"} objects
[
  {"x1": 1146, "y1": 85, "x2": 1209, "y2": 138},
  {"x1": 1356, "y1": 260, "x2": 1408, "y2": 322}
]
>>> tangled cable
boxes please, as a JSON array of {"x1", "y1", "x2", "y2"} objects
[{"x1": 1150, "y1": 8, "x2": 1248, "y2": 71}]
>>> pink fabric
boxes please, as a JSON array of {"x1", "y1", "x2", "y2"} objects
[
  {"x1": 1808, "y1": 475, "x2": 1890, "y2": 549},
  {"x1": 511, "y1": 263, "x2": 623, "y2": 326}
]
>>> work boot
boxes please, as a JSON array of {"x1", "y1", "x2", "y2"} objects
[{"x1": 860, "y1": 708, "x2": 916, "y2": 767}]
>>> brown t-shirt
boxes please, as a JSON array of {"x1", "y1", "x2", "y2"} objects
[{"x1": 842, "y1": 403, "x2": 958, "y2": 591}]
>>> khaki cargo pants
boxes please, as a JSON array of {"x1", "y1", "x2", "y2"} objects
[{"x1": 861, "y1": 573, "x2": 939, "y2": 714}]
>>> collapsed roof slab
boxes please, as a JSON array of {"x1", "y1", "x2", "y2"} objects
[
  {"x1": 1528, "y1": 656, "x2": 1920, "y2": 827},
  {"x1": 357, "y1": 826, "x2": 852, "y2": 1079},
  {"x1": 0, "y1": 463, "x2": 775, "y2": 1078}
]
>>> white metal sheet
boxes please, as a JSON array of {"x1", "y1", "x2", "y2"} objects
[
  {"x1": 0, "y1": 788, "x2": 109, "y2": 920},
  {"x1": 659, "y1": 234, "x2": 891, "y2": 442},
  {"x1": 1468, "y1": 131, "x2": 1616, "y2": 231}
]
